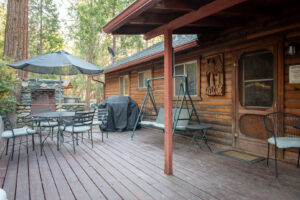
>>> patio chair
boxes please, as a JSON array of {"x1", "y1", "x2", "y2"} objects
[
  {"x1": 92, "y1": 108, "x2": 108, "y2": 142},
  {"x1": 1, "y1": 115, "x2": 37, "y2": 160},
  {"x1": 59, "y1": 110, "x2": 95, "y2": 153},
  {"x1": 0, "y1": 188, "x2": 7, "y2": 200},
  {"x1": 263, "y1": 112, "x2": 300, "y2": 178},
  {"x1": 30, "y1": 110, "x2": 59, "y2": 140},
  {"x1": 33, "y1": 117, "x2": 58, "y2": 140}
]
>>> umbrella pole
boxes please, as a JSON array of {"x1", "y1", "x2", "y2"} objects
[{"x1": 59, "y1": 73, "x2": 62, "y2": 108}]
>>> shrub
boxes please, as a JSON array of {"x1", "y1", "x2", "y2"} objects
[{"x1": 0, "y1": 59, "x2": 18, "y2": 115}]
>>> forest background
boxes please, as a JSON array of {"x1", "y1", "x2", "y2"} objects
[{"x1": 0, "y1": 0, "x2": 163, "y2": 110}]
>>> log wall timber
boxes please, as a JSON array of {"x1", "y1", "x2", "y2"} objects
[
  {"x1": 283, "y1": 32, "x2": 300, "y2": 161},
  {"x1": 105, "y1": 52, "x2": 234, "y2": 146},
  {"x1": 104, "y1": 23, "x2": 300, "y2": 160}
]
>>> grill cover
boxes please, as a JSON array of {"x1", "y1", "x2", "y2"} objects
[{"x1": 99, "y1": 96, "x2": 139, "y2": 132}]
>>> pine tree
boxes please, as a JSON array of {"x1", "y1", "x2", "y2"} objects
[
  {"x1": 28, "y1": 0, "x2": 63, "y2": 57},
  {"x1": 0, "y1": 2, "x2": 6, "y2": 57},
  {"x1": 4, "y1": 0, "x2": 29, "y2": 78}
]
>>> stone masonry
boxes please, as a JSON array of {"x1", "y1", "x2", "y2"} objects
[{"x1": 17, "y1": 78, "x2": 85, "y2": 127}]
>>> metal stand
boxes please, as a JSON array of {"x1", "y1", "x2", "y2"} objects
[{"x1": 131, "y1": 75, "x2": 203, "y2": 139}]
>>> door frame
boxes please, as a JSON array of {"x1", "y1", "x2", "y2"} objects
[{"x1": 232, "y1": 39, "x2": 283, "y2": 155}]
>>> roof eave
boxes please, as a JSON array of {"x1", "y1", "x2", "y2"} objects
[
  {"x1": 104, "y1": 40, "x2": 198, "y2": 74},
  {"x1": 103, "y1": 0, "x2": 162, "y2": 34}
]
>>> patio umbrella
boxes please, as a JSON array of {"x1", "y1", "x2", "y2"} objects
[
  {"x1": 7, "y1": 50, "x2": 103, "y2": 75},
  {"x1": 7, "y1": 50, "x2": 103, "y2": 105}
]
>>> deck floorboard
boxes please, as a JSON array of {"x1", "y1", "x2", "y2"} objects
[{"x1": 1, "y1": 128, "x2": 300, "y2": 200}]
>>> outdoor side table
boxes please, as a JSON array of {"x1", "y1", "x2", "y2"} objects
[{"x1": 186, "y1": 124, "x2": 212, "y2": 153}]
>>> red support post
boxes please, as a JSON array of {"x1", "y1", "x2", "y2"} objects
[{"x1": 163, "y1": 29, "x2": 173, "y2": 175}]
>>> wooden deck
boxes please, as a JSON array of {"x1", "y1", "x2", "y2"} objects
[{"x1": 1, "y1": 128, "x2": 300, "y2": 200}]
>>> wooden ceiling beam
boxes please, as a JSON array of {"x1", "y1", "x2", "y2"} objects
[
  {"x1": 217, "y1": 5, "x2": 280, "y2": 17},
  {"x1": 153, "y1": 0, "x2": 197, "y2": 11},
  {"x1": 128, "y1": 13, "x2": 182, "y2": 25},
  {"x1": 190, "y1": 16, "x2": 245, "y2": 27},
  {"x1": 114, "y1": 25, "x2": 159, "y2": 35},
  {"x1": 103, "y1": 0, "x2": 162, "y2": 34},
  {"x1": 173, "y1": 27, "x2": 220, "y2": 34},
  {"x1": 144, "y1": 0, "x2": 247, "y2": 40}
]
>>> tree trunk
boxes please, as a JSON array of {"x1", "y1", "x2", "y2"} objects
[
  {"x1": 112, "y1": 1, "x2": 117, "y2": 63},
  {"x1": 39, "y1": 0, "x2": 43, "y2": 79},
  {"x1": 39, "y1": 0, "x2": 43, "y2": 56},
  {"x1": 86, "y1": 75, "x2": 92, "y2": 109},
  {"x1": 4, "y1": 0, "x2": 29, "y2": 78},
  {"x1": 112, "y1": 35, "x2": 116, "y2": 63},
  {"x1": 85, "y1": 52, "x2": 94, "y2": 109},
  {"x1": 95, "y1": 76, "x2": 101, "y2": 104}
]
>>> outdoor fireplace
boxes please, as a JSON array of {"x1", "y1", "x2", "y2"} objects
[
  {"x1": 16, "y1": 78, "x2": 86, "y2": 127},
  {"x1": 31, "y1": 89, "x2": 56, "y2": 114},
  {"x1": 16, "y1": 78, "x2": 63, "y2": 127}
]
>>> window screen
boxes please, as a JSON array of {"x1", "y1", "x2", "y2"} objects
[
  {"x1": 174, "y1": 61, "x2": 197, "y2": 96},
  {"x1": 238, "y1": 50, "x2": 274, "y2": 108},
  {"x1": 138, "y1": 71, "x2": 151, "y2": 88},
  {"x1": 120, "y1": 75, "x2": 129, "y2": 96}
]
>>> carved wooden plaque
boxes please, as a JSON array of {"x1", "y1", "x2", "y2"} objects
[{"x1": 205, "y1": 54, "x2": 224, "y2": 96}]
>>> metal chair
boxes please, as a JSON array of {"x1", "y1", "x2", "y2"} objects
[
  {"x1": 92, "y1": 108, "x2": 108, "y2": 142},
  {"x1": 59, "y1": 110, "x2": 95, "y2": 153},
  {"x1": 31, "y1": 112, "x2": 58, "y2": 140},
  {"x1": 1, "y1": 115, "x2": 37, "y2": 160},
  {"x1": 263, "y1": 112, "x2": 300, "y2": 178}
]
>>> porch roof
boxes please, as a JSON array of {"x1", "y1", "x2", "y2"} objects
[
  {"x1": 103, "y1": 0, "x2": 299, "y2": 40},
  {"x1": 102, "y1": 34, "x2": 198, "y2": 73}
]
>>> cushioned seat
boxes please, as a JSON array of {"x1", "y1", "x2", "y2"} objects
[
  {"x1": 268, "y1": 137, "x2": 300, "y2": 149},
  {"x1": 140, "y1": 121, "x2": 156, "y2": 126},
  {"x1": 140, "y1": 107, "x2": 191, "y2": 131},
  {"x1": 59, "y1": 125, "x2": 91, "y2": 133},
  {"x1": 2, "y1": 127, "x2": 36, "y2": 138},
  {"x1": 140, "y1": 121, "x2": 187, "y2": 131},
  {"x1": 92, "y1": 121, "x2": 103, "y2": 126},
  {"x1": 0, "y1": 188, "x2": 7, "y2": 200},
  {"x1": 33, "y1": 121, "x2": 58, "y2": 127}
]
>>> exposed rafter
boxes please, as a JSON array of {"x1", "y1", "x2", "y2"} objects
[
  {"x1": 153, "y1": 0, "x2": 197, "y2": 11},
  {"x1": 144, "y1": 0, "x2": 247, "y2": 40},
  {"x1": 103, "y1": 0, "x2": 162, "y2": 34},
  {"x1": 128, "y1": 13, "x2": 182, "y2": 25}
]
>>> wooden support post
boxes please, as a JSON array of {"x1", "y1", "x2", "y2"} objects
[
  {"x1": 164, "y1": 29, "x2": 173, "y2": 175},
  {"x1": 277, "y1": 39, "x2": 285, "y2": 159}
]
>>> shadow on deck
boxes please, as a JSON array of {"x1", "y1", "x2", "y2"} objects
[{"x1": 0, "y1": 127, "x2": 300, "y2": 200}]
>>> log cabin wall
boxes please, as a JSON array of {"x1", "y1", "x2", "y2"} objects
[
  {"x1": 104, "y1": 24, "x2": 300, "y2": 161},
  {"x1": 283, "y1": 31, "x2": 300, "y2": 161},
  {"x1": 105, "y1": 49, "x2": 234, "y2": 146}
]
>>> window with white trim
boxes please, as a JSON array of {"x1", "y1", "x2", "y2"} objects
[
  {"x1": 120, "y1": 75, "x2": 129, "y2": 96},
  {"x1": 138, "y1": 70, "x2": 151, "y2": 88},
  {"x1": 174, "y1": 61, "x2": 197, "y2": 96}
]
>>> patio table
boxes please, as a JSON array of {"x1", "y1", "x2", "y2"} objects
[
  {"x1": 186, "y1": 124, "x2": 212, "y2": 153},
  {"x1": 32, "y1": 111, "x2": 75, "y2": 151},
  {"x1": 32, "y1": 111, "x2": 75, "y2": 119}
]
